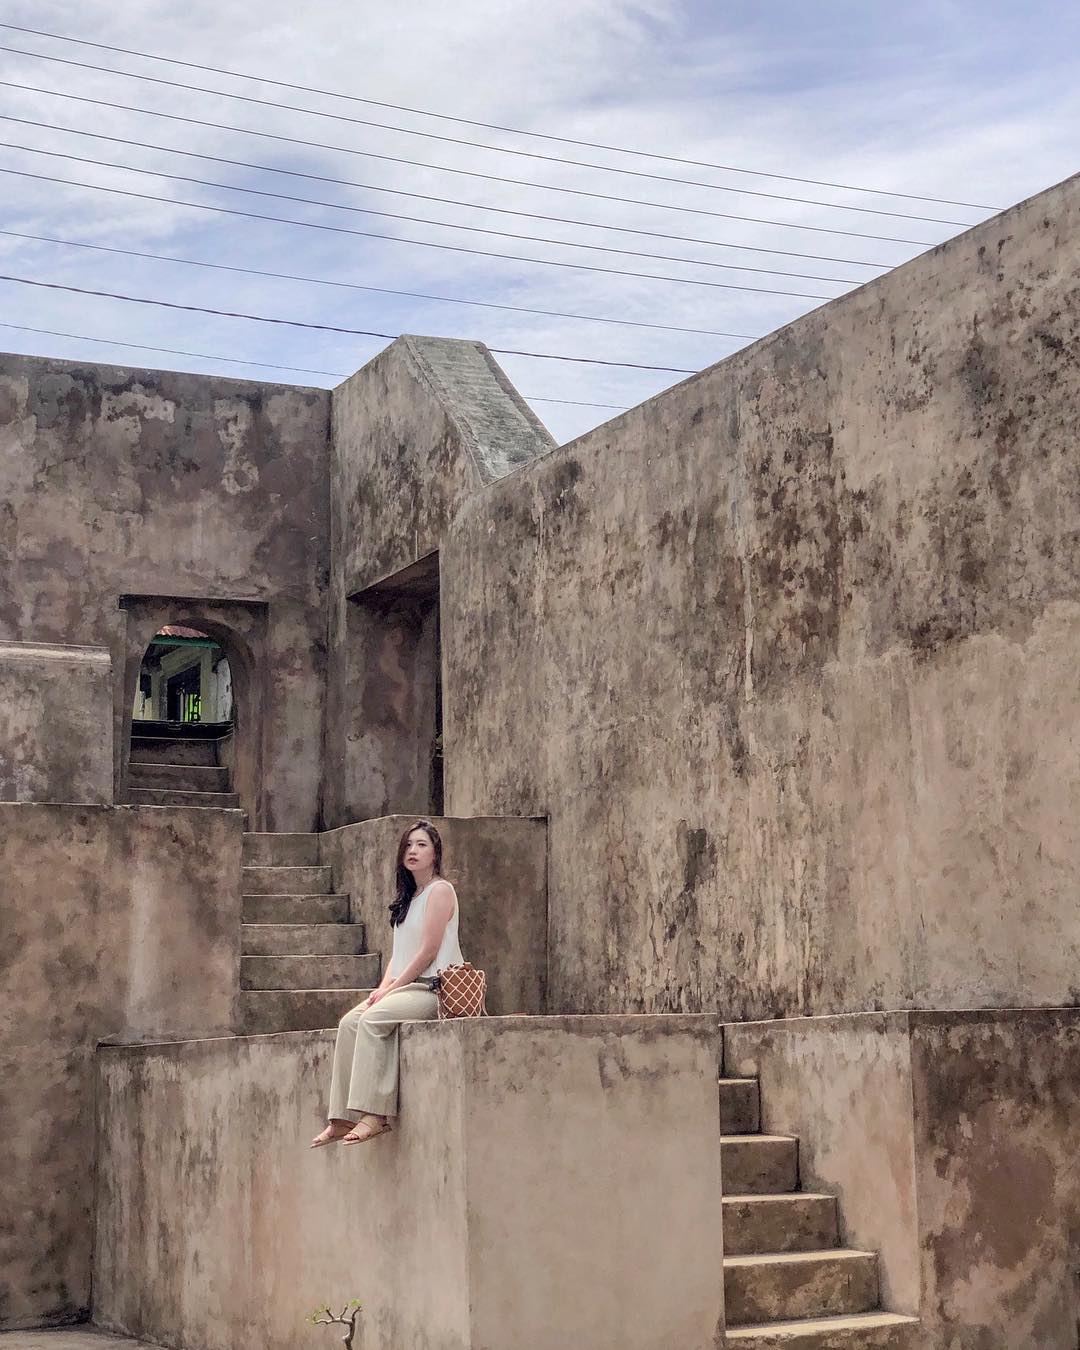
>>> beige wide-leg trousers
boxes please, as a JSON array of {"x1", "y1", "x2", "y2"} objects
[{"x1": 327, "y1": 983, "x2": 439, "y2": 1121}]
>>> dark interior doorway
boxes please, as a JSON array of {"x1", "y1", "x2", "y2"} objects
[{"x1": 345, "y1": 552, "x2": 443, "y2": 820}]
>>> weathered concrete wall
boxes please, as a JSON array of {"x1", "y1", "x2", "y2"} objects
[
  {"x1": 318, "y1": 814, "x2": 548, "y2": 1014},
  {"x1": 725, "y1": 1008, "x2": 1080, "y2": 1348},
  {"x1": 0, "y1": 642, "x2": 112, "y2": 803},
  {"x1": 0, "y1": 355, "x2": 330, "y2": 830},
  {"x1": 0, "y1": 803, "x2": 242, "y2": 1331},
  {"x1": 442, "y1": 172, "x2": 1080, "y2": 1017},
  {"x1": 324, "y1": 337, "x2": 553, "y2": 825},
  {"x1": 94, "y1": 1017, "x2": 723, "y2": 1350}
]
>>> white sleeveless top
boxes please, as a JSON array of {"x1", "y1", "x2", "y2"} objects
[{"x1": 389, "y1": 879, "x2": 464, "y2": 980}]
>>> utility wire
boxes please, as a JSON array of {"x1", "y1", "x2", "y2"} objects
[
  {"x1": 0, "y1": 273, "x2": 705, "y2": 373},
  {"x1": 0, "y1": 137, "x2": 865, "y2": 287},
  {"x1": 0, "y1": 21, "x2": 1004, "y2": 212},
  {"x1": 0, "y1": 320, "x2": 628, "y2": 408},
  {"x1": 0, "y1": 114, "x2": 893, "y2": 272},
  {"x1": 0, "y1": 42, "x2": 979, "y2": 227},
  {"x1": 0, "y1": 80, "x2": 938, "y2": 249},
  {"x1": 0, "y1": 165, "x2": 845, "y2": 300},
  {"x1": 0, "y1": 229, "x2": 759, "y2": 340}
]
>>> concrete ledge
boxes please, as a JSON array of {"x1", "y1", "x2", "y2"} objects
[
  {"x1": 0, "y1": 642, "x2": 113, "y2": 804},
  {"x1": 94, "y1": 1015, "x2": 723, "y2": 1350}
]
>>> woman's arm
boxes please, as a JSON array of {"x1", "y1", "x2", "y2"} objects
[
  {"x1": 367, "y1": 882, "x2": 455, "y2": 1004},
  {"x1": 357, "y1": 961, "x2": 397, "y2": 1011}
]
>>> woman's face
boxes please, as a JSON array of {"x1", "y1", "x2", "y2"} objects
[{"x1": 403, "y1": 829, "x2": 435, "y2": 874}]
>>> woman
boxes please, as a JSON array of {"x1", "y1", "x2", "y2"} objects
[{"x1": 310, "y1": 819, "x2": 463, "y2": 1147}]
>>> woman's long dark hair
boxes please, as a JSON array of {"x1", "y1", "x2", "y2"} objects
[{"x1": 389, "y1": 819, "x2": 444, "y2": 927}]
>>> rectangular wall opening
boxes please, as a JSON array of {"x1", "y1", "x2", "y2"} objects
[{"x1": 345, "y1": 552, "x2": 442, "y2": 820}]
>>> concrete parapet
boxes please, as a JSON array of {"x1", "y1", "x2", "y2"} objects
[
  {"x1": 0, "y1": 642, "x2": 112, "y2": 804},
  {"x1": 319, "y1": 814, "x2": 548, "y2": 1015},
  {"x1": 94, "y1": 1015, "x2": 723, "y2": 1350},
  {"x1": 724, "y1": 1008, "x2": 1080, "y2": 1348}
]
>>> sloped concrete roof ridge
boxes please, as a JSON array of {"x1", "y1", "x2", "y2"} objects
[{"x1": 398, "y1": 333, "x2": 556, "y2": 484}]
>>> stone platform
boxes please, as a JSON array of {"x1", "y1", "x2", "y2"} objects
[{"x1": 94, "y1": 1016, "x2": 724, "y2": 1350}]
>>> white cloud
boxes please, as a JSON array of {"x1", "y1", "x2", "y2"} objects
[{"x1": 0, "y1": 0, "x2": 1075, "y2": 441}]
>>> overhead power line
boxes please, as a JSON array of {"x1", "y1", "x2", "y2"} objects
[
  {"x1": 0, "y1": 21, "x2": 1004, "y2": 212},
  {"x1": 0, "y1": 137, "x2": 865, "y2": 287},
  {"x1": 0, "y1": 273, "x2": 705, "y2": 373},
  {"x1": 0, "y1": 165, "x2": 846, "y2": 300},
  {"x1": 0, "y1": 80, "x2": 938, "y2": 249},
  {"x1": 0, "y1": 229, "x2": 759, "y2": 340},
  {"x1": 0, "y1": 114, "x2": 893, "y2": 272},
  {"x1": 0, "y1": 42, "x2": 980, "y2": 227},
  {"x1": 0, "y1": 320, "x2": 628, "y2": 409}
]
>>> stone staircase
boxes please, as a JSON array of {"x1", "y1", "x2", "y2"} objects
[
  {"x1": 719, "y1": 1075, "x2": 917, "y2": 1347},
  {"x1": 238, "y1": 832, "x2": 379, "y2": 1034},
  {"x1": 128, "y1": 729, "x2": 240, "y2": 809}
]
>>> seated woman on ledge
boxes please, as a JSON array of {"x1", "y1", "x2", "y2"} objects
[{"x1": 311, "y1": 818, "x2": 463, "y2": 1147}]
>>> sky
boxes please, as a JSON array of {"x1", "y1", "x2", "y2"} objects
[{"x1": 0, "y1": 0, "x2": 1076, "y2": 443}]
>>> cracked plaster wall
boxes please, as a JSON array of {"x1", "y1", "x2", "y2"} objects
[
  {"x1": 0, "y1": 802, "x2": 242, "y2": 1331},
  {"x1": 0, "y1": 358, "x2": 330, "y2": 830},
  {"x1": 443, "y1": 172, "x2": 1080, "y2": 1018}
]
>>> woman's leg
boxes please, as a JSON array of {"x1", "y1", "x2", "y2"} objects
[
  {"x1": 343, "y1": 985, "x2": 438, "y2": 1126},
  {"x1": 311, "y1": 1003, "x2": 368, "y2": 1146}
]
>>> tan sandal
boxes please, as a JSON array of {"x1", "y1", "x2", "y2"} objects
[
  {"x1": 342, "y1": 1114, "x2": 392, "y2": 1144},
  {"x1": 310, "y1": 1121, "x2": 354, "y2": 1149}
]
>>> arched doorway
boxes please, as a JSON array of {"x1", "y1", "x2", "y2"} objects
[
  {"x1": 119, "y1": 595, "x2": 268, "y2": 825},
  {"x1": 133, "y1": 625, "x2": 235, "y2": 727},
  {"x1": 127, "y1": 624, "x2": 239, "y2": 809}
]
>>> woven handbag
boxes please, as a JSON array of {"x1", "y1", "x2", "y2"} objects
[{"x1": 431, "y1": 962, "x2": 488, "y2": 1019}]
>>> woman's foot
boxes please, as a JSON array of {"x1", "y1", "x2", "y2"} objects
[
  {"x1": 310, "y1": 1120, "x2": 354, "y2": 1149},
  {"x1": 342, "y1": 1113, "x2": 392, "y2": 1144}
]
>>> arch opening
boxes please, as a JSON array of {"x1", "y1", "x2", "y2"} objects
[
  {"x1": 132, "y1": 625, "x2": 235, "y2": 729},
  {"x1": 126, "y1": 623, "x2": 241, "y2": 809}
]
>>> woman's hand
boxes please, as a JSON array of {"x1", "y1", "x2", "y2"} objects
[{"x1": 365, "y1": 989, "x2": 387, "y2": 1009}]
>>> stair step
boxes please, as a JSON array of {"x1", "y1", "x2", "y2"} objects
[
  {"x1": 722, "y1": 1135, "x2": 799, "y2": 1195},
  {"x1": 240, "y1": 954, "x2": 380, "y2": 990},
  {"x1": 726, "y1": 1311, "x2": 918, "y2": 1348},
  {"x1": 243, "y1": 832, "x2": 320, "y2": 866},
  {"x1": 128, "y1": 763, "x2": 229, "y2": 792},
  {"x1": 237, "y1": 988, "x2": 374, "y2": 1034},
  {"x1": 242, "y1": 894, "x2": 350, "y2": 924},
  {"x1": 242, "y1": 865, "x2": 332, "y2": 895},
  {"x1": 723, "y1": 1194, "x2": 839, "y2": 1255},
  {"x1": 241, "y1": 923, "x2": 365, "y2": 956},
  {"x1": 130, "y1": 738, "x2": 219, "y2": 766},
  {"x1": 725, "y1": 1250, "x2": 879, "y2": 1326},
  {"x1": 720, "y1": 1077, "x2": 761, "y2": 1134},
  {"x1": 128, "y1": 787, "x2": 240, "y2": 809}
]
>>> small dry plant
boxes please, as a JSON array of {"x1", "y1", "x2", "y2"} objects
[{"x1": 308, "y1": 1299, "x2": 363, "y2": 1350}]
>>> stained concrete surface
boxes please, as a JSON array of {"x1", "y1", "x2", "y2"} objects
[
  {"x1": 94, "y1": 1017, "x2": 722, "y2": 1350},
  {"x1": 442, "y1": 171, "x2": 1080, "y2": 1019},
  {"x1": 725, "y1": 1008, "x2": 1080, "y2": 1348},
  {"x1": 0, "y1": 357, "x2": 330, "y2": 830},
  {"x1": 318, "y1": 814, "x2": 548, "y2": 1014},
  {"x1": 324, "y1": 335, "x2": 553, "y2": 826},
  {"x1": 0, "y1": 1333, "x2": 163, "y2": 1350},
  {"x1": 0, "y1": 643, "x2": 112, "y2": 803},
  {"x1": 0, "y1": 804, "x2": 242, "y2": 1331}
]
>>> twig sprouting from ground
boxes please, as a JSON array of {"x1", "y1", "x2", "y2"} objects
[{"x1": 308, "y1": 1299, "x2": 363, "y2": 1350}]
